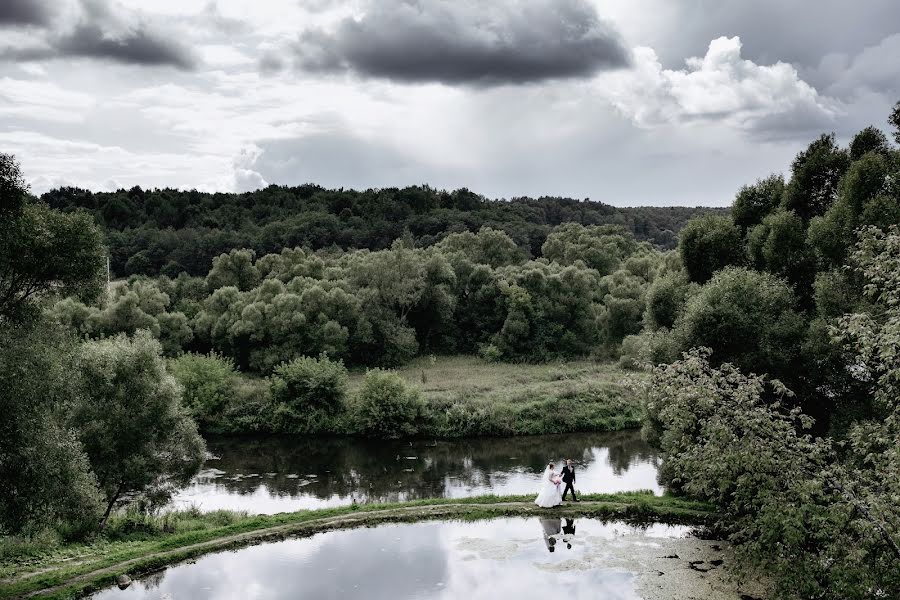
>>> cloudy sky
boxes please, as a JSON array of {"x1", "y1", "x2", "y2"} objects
[{"x1": 1, "y1": 0, "x2": 898, "y2": 205}]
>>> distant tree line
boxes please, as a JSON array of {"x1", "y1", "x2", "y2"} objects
[
  {"x1": 49, "y1": 224, "x2": 672, "y2": 370},
  {"x1": 39, "y1": 184, "x2": 724, "y2": 277}
]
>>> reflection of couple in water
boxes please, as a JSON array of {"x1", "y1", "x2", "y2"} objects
[
  {"x1": 534, "y1": 459, "x2": 578, "y2": 508},
  {"x1": 541, "y1": 518, "x2": 576, "y2": 552}
]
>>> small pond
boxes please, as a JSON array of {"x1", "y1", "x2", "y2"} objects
[
  {"x1": 91, "y1": 518, "x2": 741, "y2": 600},
  {"x1": 168, "y1": 430, "x2": 662, "y2": 514}
]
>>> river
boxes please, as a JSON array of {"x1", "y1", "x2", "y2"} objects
[{"x1": 168, "y1": 429, "x2": 662, "y2": 514}]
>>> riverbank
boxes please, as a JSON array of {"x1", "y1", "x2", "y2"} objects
[
  {"x1": 365, "y1": 356, "x2": 645, "y2": 437},
  {"x1": 1, "y1": 492, "x2": 713, "y2": 599},
  {"x1": 203, "y1": 356, "x2": 645, "y2": 438}
]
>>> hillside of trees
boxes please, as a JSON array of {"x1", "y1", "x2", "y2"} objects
[{"x1": 39, "y1": 185, "x2": 725, "y2": 277}]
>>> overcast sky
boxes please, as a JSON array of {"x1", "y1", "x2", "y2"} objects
[{"x1": 1, "y1": 0, "x2": 898, "y2": 206}]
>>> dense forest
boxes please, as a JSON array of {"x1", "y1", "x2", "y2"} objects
[
  {"x1": 39, "y1": 184, "x2": 724, "y2": 277},
  {"x1": 2, "y1": 100, "x2": 899, "y2": 599}
]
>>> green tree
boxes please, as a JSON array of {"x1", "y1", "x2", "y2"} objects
[
  {"x1": 781, "y1": 133, "x2": 851, "y2": 222},
  {"x1": 0, "y1": 324, "x2": 102, "y2": 536},
  {"x1": 673, "y1": 267, "x2": 805, "y2": 384},
  {"x1": 808, "y1": 150, "x2": 899, "y2": 268},
  {"x1": 270, "y1": 355, "x2": 349, "y2": 433},
  {"x1": 437, "y1": 227, "x2": 525, "y2": 267},
  {"x1": 71, "y1": 331, "x2": 205, "y2": 527},
  {"x1": 731, "y1": 174, "x2": 785, "y2": 234},
  {"x1": 746, "y1": 210, "x2": 816, "y2": 296},
  {"x1": 678, "y1": 215, "x2": 744, "y2": 284},
  {"x1": 0, "y1": 154, "x2": 106, "y2": 323},
  {"x1": 206, "y1": 248, "x2": 261, "y2": 292},
  {"x1": 354, "y1": 369, "x2": 426, "y2": 439},
  {"x1": 541, "y1": 223, "x2": 640, "y2": 276},
  {"x1": 849, "y1": 125, "x2": 891, "y2": 160},
  {"x1": 598, "y1": 269, "x2": 647, "y2": 343},
  {"x1": 644, "y1": 271, "x2": 693, "y2": 331}
]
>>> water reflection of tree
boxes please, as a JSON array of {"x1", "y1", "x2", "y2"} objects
[
  {"x1": 197, "y1": 430, "x2": 657, "y2": 504},
  {"x1": 603, "y1": 431, "x2": 661, "y2": 476}
]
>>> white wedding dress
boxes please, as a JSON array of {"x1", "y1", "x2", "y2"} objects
[{"x1": 534, "y1": 467, "x2": 562, "y2": 508}]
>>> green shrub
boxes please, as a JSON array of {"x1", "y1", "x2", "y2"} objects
[
  {"x1": 169, "y1": 352, "x2": 237, "y2": 432},
  {"x1": 220, "y1": 377, "x2": 274, "y2": 433},
  {"x1": 618, "y1": 334, "x2": 649, "y2": 370},
  {"x1": 478, "y1": 343, "x2": 502, "y2": 362},
  {"x1": 353, "y1": 369, "x2": 426, "y2": 438},
  {"x1": 270, "y1": 355, "x2": 348, "y2": 433}
]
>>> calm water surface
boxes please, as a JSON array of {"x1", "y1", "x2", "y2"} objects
[
  {"x1": 169, "y1": 430, "x2": 662, "y2": 514},
  {"x1": 91, "y1": 518, "x2": 692, "y2": 600}
]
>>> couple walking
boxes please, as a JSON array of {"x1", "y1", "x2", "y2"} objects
[{"x1": 534, "y1": 459, "x2": 578, "y2": 508}]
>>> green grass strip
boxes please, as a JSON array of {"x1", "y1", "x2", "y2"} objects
[{"x1": 0, "y1": 492, "x2": 714, "y2": 599}]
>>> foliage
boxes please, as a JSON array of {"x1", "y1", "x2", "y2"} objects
[
  {"x1": 270, "y1": 355, "x2": 349, "y2": 433},
  {"x1": 353, "y1": 369, "x2": 426, "y2": 439},
  {"x1": 644, "y1": 271, "x2": 693, "y2": 331},
  {"x1": 206, "y1": 249, "x2": 260, "y2": 292},
  {"x1": 74, "y1": 227, "x2": 657, "y2": 369},
  {"x1": 645, "y1": 347, "x2": 899, "y2": 599},
  {"x1": 436, "y1": 227, "x2": 526, "y2": 267},
  {"x1": 0, "y1": 324, "x2": 102, "y2": 536},
  {"x1": 541, "y1": 223, "x2": 642, "y2": 276},
  {"x1": 731, "y1": 174, "x2": 785, "y2": 233},
  {"x1": 0, "y1": 155, "x2": 105, "y2": 323},
  {"x1": 41, "y1": 183, "x2": 726, "y2": 277},
  {"x1": 849, "y1": 125, "x2": 891, "y2": 161},
  {"x1": 678, "y1": 215, "x2": 744, "y2": 283},
  {"x1": 781, "y1": 133, "x2": 851, "y2": 222},
  {"x1": 169, "y1": 352, "x2": 239, "y2": 432},
  {"x1": 673, "y1": 267, "x2": 805, "y2": 385},
  {"x1": 746, "y1": 209, "x2": 816, "y2": 296},
  {"x1": 71, "y1": 331, "x2": 205, "y2": 526},
  {"x1": 646, "y1": 227, "x2": 900, "y2": 599}
]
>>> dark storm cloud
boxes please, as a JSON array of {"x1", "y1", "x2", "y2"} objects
[
  {"x1": 0, "y1": 0, "x2": 53, "y2": 26},
  {"x1": 0, "y1": 0, "x2": 195, "y2": 69},
  {"x1": 53, "y1": 22, "x2": 195, "y2": 68},
  {"x1": 293, "y1": 0, "x2": 630, "y2": 85}
]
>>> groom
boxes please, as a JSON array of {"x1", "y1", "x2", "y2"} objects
[{"x1": 560, "y1": 459, "x2": 578, "y2": 502}]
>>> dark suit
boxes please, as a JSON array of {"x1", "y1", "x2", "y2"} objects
[{"x1": 560, "y1": 465, "x2": 577, "y2": 501}]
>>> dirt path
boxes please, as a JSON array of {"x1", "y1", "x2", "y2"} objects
[{"x1": 13, "y1": 500, "x2": 704, "y2": 599}]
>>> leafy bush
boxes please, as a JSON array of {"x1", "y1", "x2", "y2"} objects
[
  {"x1": 353, "y1": 369, "x2": 426, "y2": 439},
  {"x1": 618, "y1": 334, "x2": 649, "y2": 370},
  {"x1": 169, "y1": 352, "x2": 238, "y2": 432},
  {"x1": 270, "y1": 355, "x2": 349, "y2": 433}
]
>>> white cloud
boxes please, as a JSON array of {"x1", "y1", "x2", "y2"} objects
[
  {"x1": 230, "y1": 145, "x2": 268, "y2": 192},
  {"x1": 597, "y1": 36, "x2": 839, "y2": 137}
]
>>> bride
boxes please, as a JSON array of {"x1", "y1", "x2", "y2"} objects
[{"x1": 534, "y1": 462, "x2": 562, "y2": 508}]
